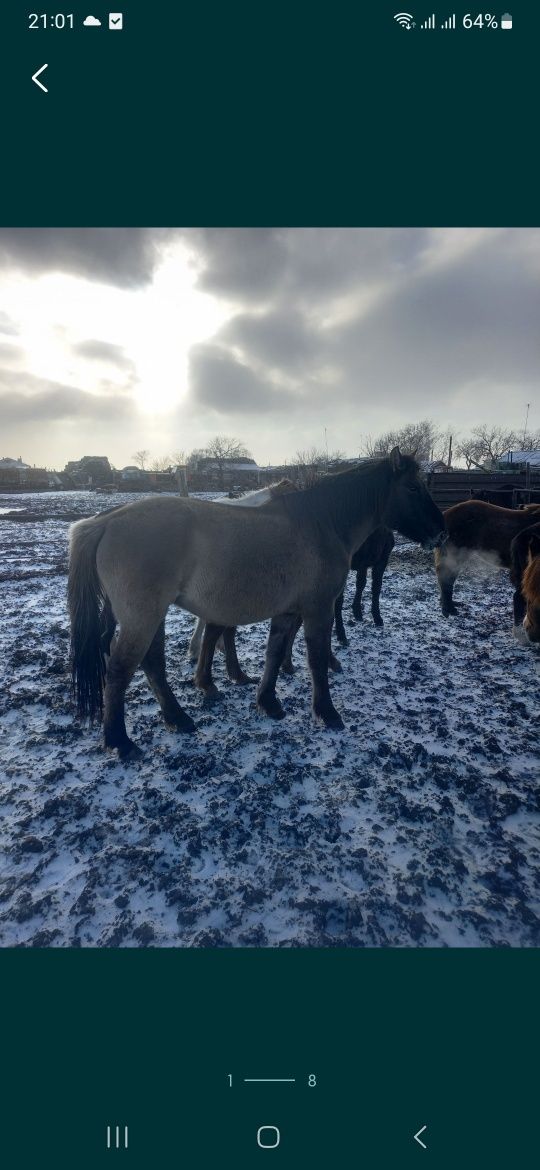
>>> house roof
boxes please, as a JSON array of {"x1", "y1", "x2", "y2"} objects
[
  {"x1": 0, "y1": 457, "x2": 31, "y2": 469},
  {"x1": 499, "y1": 449, "x2": 540, "y2": 466}
]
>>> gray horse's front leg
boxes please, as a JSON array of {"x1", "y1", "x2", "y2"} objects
[
  {"x1": 303, "y1": 609, "x2": 344, "y2": 730},
  {"x1": 257, "y1": 614, "x2": 298, "y2": 718}
]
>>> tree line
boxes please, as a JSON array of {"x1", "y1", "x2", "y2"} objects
[{"x1": 131, "y1": 420, "x2": 540, "y2": 478}]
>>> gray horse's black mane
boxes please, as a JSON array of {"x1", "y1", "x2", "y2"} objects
[{"x1": 277, "y1": 454, "x2": 419, "y2": 541}]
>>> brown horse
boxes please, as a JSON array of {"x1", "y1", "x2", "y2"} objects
[
  {"x1": 435, "y1": 501, "x2": 540, "y2": 616},
  {"x1": 68, "y1": 449, "x2": 445, "y2": 759},
  {"x1": 510, "y1": 522, "x2": 540, "y2": 640}
]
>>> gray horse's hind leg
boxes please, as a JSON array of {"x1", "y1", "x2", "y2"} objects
[
  {"x1": 194, "y1": 622, "x2": 226, "y2": 699},
  {"x1": 142, "y1": 620, "x2": 196, "y2": 733},
  {"x1": 303, "y1": 608, "x2": 344, "y2": 730},
  {"x1": 257, "y1": 613, "x2": 299, "y2": 718},
  {"x1": 103, "y1": 620, "x2": 164, "y2": 760}
]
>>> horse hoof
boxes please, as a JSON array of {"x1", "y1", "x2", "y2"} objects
[
  {"x1": 231, "y1": 672, "x2": 257, "y2": 686},
  {"x1": 257, "y1": 696, "x2": 285, "y2": 720},
  {"x1": 202, "y1": 685, "x2": 222, "y2": 703},
  {"x1": 373, "y1": 617, "x2": 384, "y2": 628},
  {"x1": 315, "y1": 708, "x2": 345, "y2": 731},
  {"x1": 280, "y1": 661, "x2": 295, "y2": 675},
  {"x1": 118, "y1": 742, "x2": 143, "y2": 762},
  {"x1": 168, "y1": 714, "x2": 197, "y2": 733},
  {"x1": 336, "y1": 635, "x2": 348, "y2": 647},
  {"x1": 352, "y1": 610, "x2": 363, "y2": 622},
  {"x1": 329, "y1": 655, "x2": 343, "y2": 673}
]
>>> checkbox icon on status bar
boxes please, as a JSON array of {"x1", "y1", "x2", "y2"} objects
[{"x1": 109, "y1": 12, "x2": 123, "y2": 28}]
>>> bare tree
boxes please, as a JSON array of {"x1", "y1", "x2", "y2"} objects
[
  {"x1": 455, "y1": 436, "x2": 483, "y2": 469},
  {"x1": 150, "y1": 455, "x2": 172, "y2": 472},
  {"x1": 362, "y1": 419, "x2": 444, "y2": 462},
  {"x1": 132, "y1": 449, "x2": 150, "y2": 470},
  {"x1": 524, "y1": 427, "x2": 540, "y2": 451},
  {"x1": 468, "y1": 424, "x2": 519, "y2": 467},
  {"x1": 295, "y1": 446, "x2": 345, "y2": 467},
  {"x1": 170, "y1": 449, "x2": 187, "y2": 466},
  {"x1": 203, "y1": 435, "x2": 253, "y2": 488}
]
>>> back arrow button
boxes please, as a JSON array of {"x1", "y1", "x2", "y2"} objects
[
  {"x1": 32, "y1": 64, "x2": 48, "y2": 92},
  {"x1": 414, "y1": 1125, "x2": 427, "y2": 1149}
]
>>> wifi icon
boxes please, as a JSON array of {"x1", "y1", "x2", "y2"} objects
[{"x1": 394, "y1": 11, "x2": 414, "y2": 26}]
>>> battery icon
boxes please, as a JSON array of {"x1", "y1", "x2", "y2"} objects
[{"x1": 501, "y1": 12, "x2": 512, "y2": 28}]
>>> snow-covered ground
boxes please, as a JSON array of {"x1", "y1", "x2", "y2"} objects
[{"x1": 0, "y1": 490, "x2": 538, "y2": 948}]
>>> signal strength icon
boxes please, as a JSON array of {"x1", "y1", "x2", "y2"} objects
[
  {"x1": 440, "y1": 13, "x2": 456, "y2": 27},
  {"x1": 420, "y1": 13, "x2": 436, "y2": 27},
  {"x1": 394, "y1": 12, "x2": 414, "y2": 27}
]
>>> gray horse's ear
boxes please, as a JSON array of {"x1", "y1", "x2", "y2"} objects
[{"x1": 389, "y1": 446, "x2": 403, "y2": 472}]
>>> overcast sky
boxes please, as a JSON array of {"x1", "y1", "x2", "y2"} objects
[{"x1": 0, "y1": 228, "x2": 538, "y2": 469}]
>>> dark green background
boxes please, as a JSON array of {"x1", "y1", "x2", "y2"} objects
[
  {"x1": 2, "y1": 950, "x2": 538, "y2": 1166},
  {"x1": 1, "y1": 4, "x2": 539, "y2": 1167},
  {"x1": 2, "y1": 3, "x2": 539, "y2": 223}
]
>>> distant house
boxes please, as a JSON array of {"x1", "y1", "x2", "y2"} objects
[
  {"x1": 189, "y1": 456, "x2": 261, "y2": 490},
  {"x1": 497, "y1": 449, "x2": 540, "y2": 471},
  {"x1": 0, "y1": 457, "x2": 55, "y2": 489},
  {"x1": 0, "y1": 456, "x2": 31, "y2": 483},
  {"x1": 120, "y1": 465, "x2": 148, "y2": 480},
  {"x1": 64, "y1": 456, "x2": 113, "y2": 486},
  {"x1": 420, "y1": 459, "x2": 450, "y2": 474}
]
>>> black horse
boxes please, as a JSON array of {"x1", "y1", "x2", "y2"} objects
[{"x1": 334, "y1": 526, "x2": 395, "y2": 644}]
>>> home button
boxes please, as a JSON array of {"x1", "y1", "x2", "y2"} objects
[{"x1": 257, "y1": 1125, "x2": 280, "y2": 1149}]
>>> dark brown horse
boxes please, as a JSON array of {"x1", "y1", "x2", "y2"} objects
[
  {"x1": 510, "y1": 522, "x2": 540, "y2": 640},
  {"x1": 435, "y1": 501, "x2": 540, "y2": 616},
  {"x1": 69, "y1": 449, "x2": 445, "y2": 759},
  {"x1": 334, "y1": 526, "x2": 395, "y2": 641}
]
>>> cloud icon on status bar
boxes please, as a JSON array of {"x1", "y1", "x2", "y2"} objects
[{"x1": 83, "y1": 14, "x2": 102, "y2": 25}]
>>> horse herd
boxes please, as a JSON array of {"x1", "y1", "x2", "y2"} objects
[{"x1": 68, "y1": 450, "x2": 540, "y2": 761}]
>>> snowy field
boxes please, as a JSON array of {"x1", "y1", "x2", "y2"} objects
[{"x1": 0, "y1": 490, "x2": 539, "y2": 948}]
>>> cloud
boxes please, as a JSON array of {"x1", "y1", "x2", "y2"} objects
[
  {"x1": 0, "y1": 342, "x2": 25, "y2": 366},
  {"x1": 83, "y1": 14, "x2": 101, "y2": 25},
  {"x1": 220, "y1": 308, "x2": 322, "y2": 374},
  {"x1": 0, "y1": 228, "x2": 174, "y2": 288},
  {"x1": 189, "y1": 343, "x2": 294, "y2": 414},
  {"x1": 72, "y1": 338, "x2": 134, "y2": 368},
  {"x1": 182, "y1": 228, "x2": 540, "y2": 434},
  {"x1": 0, "y1": 369, "x2": 133, "y2": 425},
  {"x1": 0, "y1": 311, "x2": 19, "y2": 336}
]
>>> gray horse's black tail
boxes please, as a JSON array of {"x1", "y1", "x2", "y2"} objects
[{"x1": 68, "y1": 516, "x2": 108, "y2": 722}]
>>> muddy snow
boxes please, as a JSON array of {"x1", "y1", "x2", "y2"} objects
[{"x1": 0, "y1": 491, "x2": 538, "y2": 948}]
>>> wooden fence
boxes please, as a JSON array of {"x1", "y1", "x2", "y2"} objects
[{"x1": 425, "y1": 469, "x2": 540, "y2": 510}]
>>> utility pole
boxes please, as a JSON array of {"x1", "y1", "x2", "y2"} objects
[
  {"x1": 447, "y1": 434, "x2": 453, "y2": 469},
  {"x1": 522, "y1": 403, "x2": 530, "y2": 448}
]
